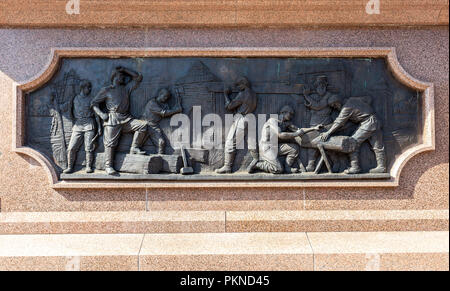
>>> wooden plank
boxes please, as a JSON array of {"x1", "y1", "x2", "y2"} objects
[{"x1": 95, "y1": 153, "x2": 163, "y2": 174}]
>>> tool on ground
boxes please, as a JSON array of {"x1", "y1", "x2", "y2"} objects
[{"x1": 180, "y1": 145, "x2": 194, "y2": 175}]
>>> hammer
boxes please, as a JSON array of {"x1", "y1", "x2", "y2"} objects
[{"x1": 180, "y1": 145, "x2": 194, "y2": 175}]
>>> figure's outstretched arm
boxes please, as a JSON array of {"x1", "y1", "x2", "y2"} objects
[
  {"x1": 279, "y1": 131, "x2": 299, "y2": 140},
  {"x1": 320, "y1": 107, "x2": 351, "y2": 141},
  {"x1": 280, "y1": 124, "x2": 323, "y2": 140}
]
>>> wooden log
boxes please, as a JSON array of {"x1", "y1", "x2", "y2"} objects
[
  {"x1": 159, "y1": 154, "x2": 183, "y2": 174},
  {"x1": 95, "y1": 153, "x2": 163, "y2": 174}
]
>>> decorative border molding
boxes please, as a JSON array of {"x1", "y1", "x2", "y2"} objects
[
  {"x1": 13, "y1": 47, "x2": 435, "y2": 189},
  {"x1": 1, "y1": 0, "x2": 448, "y2": 28}
]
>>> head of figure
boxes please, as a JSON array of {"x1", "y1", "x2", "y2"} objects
[
  {"x1": 157, "y1": 88, "x2": 171, "y2": 103},
  {"x1": 111, "y1": 70, "x2": 127, "y2": 86},
  {"x1": 80, "y1": 80, "x2": 92, "y2": 96},
  {"x1": 328, "y1": 95, "x2": 342, "y2": 111},
  {"x1": 235, "y1": 77, "x2": 250, "y2": 91},
  {"x1": 279, "y1": 105, "x2": 295, "y2": 122},
  {"x1": 314, "y1": 75, "x2": 328, "y2": 96}
]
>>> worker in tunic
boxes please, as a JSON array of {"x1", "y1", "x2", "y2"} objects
[
  {"x1": 141, "y1": 88, "x2": 182, "y2": 154},
  {"x1": 62, "y1": 80, "x2": 101, "y2": 174},
  {"x1": 303, "y1": 75, "x2": 340, "y2": 172},
  {"x1": 320, "y1": 95, "x2": 387, "y2": 174},
  {"x1": 248, "y1": 105, "x2": 323, "y2": 174},
  {"x1": 216, "y1": 77, "x2": 258, "y2": 174},
  {"x1": 91, "y1": 66, "x2": 148, "y2": 175}
]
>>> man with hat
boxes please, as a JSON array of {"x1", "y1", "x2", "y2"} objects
[
  {"x1": 91, "y1": 66, "x2": 148, "y2": 175},
  {"x1": 303, "y1": 75, "x2": 341, "y2": 172},
  {"x1": 216, "y1": 76, "x2": 258, "y2": 174}
]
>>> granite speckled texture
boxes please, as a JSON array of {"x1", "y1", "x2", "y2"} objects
[
  {"x1": 0, "y1": 211, "x2": 226, "y2": 234},
  {"x1": 139, "y1": 232, "x2": 314, "y2": 271},
  {"x1": 0, "y1": 27, "x2": 448, "y2": 214},
  {"x1": 0, "y1": 0, "x2": 448, "y2": 27},
  {"x1": 308, "y1": 231, "x2": 450, "y2": 271},
  {"x1": 0, "y1": 234, "x2": 144, "y2": 271},
  {"x1": 0, "y1": 231, "x2": 447, "y2": 271}
]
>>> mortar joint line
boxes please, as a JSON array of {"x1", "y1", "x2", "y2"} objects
[
  {"x1": 137, "y1": 233, "x2": 146, "y2": 271},
  {"x1": 305, "y1": 232, "x2": 315, "y2": 271}
]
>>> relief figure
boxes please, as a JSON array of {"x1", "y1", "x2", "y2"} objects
[
  {"x1": 248, "y1": 105, "x2": 323, "y2": 174},
  {"x1": 90, "y1": 66, "x2": 148, "y2": 175},
  {"x1": 141, "y1": 88, "x2": 183, "y2": 154},
  {"x1": 215, "y1": 77, "x2": 258, "y2": 174},
  {"x1": 320, "y1": 95, "x2": 387, "y2": 174},
  {"x1": 61, "y1": 80, "x2": 101, "y2": 174},
  {"x1": 303, "y1": 75, "x2": 341, "y2": 172}
]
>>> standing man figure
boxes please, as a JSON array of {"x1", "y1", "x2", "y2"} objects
[
  {"x1": 303, "y1": 75, "x2": 340, "y2": 172},
  {"x1": 248, "y1": 105, "x2": 323, "y2": 174},
  {"x1": 62, "y1": 80, "x2": 101, "y2": 174},
  {"x1": 91, "y1": 66, "x2": 148, "y2": 175},
  {"x1": 320, "y1": 96, "x2": 387, "y2": 174},
  {"x1": 141, "y1": 88, "x2": 182, "y2": 154},
  {"x1": 216, "y1": 77, "x2": 258, "y2": 174}
]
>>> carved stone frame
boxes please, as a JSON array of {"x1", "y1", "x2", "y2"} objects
[{"x1": 13, "y1": 48, "x2": 435, "y2": 189}]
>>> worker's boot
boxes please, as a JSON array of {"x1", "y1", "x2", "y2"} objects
[
  {"x1": 215, "y1": 152, "x2": 235, "y2": 174},
  {"x1": 85, "y1": 152, "x2": 94, "y2": 174},
  {"x1": 63, "y1": 149, "x2": 76, "y2": 174},
  {"x1": 370, "y1": 149, "x2": 387, "y2": 173},
  {"x1": 284, "y1": 159, "x2": 300, "y2": 174},
  {"x1": 283, "y1": 153, "x2": 299, "y2": 174},
  {"x1": 157, "y1": 140, "x2": 165, "y2": 155},
  {"x1": 247, "y1": 150, "x2": 259, "y2": 173},
  {"x1": 105, "y1": 147, "x2": 117, "y2": 175},
  {"x1": 345, "y1": 151, "x2": 361, "y2": 174},
  {"x1": 130, "y1": 131, "x2": 147, "y2": 155},
  {"x1": 306, "y1": 149, "x2": 316, "y2": 172}
]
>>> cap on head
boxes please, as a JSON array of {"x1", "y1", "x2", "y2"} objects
[
  {"x1": 79, "y1": 80, "x2": 91, "y2": 90},
  {"x1": 111, "y1": 68, "x2": 125, "y2": 84},
  {"x1": 313, "y1": 75, "x2": 328, "y2": 88},
  {"x1": 159, "y1": 88, "x2": 170, "y2": 96},
  {"x1": 235, "y1": 76, "x2": 250, "y2": 88},
  {"x1": 280, "y1": 105, "x2": 294, "y2": 115}
]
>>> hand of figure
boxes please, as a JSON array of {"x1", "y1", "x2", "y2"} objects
[
  {"x1": 315, "y1": 124, "x2": 324, "y2": 131},
  {"x1": 295, "y1": 129, "x2": 303, "y2": 137},
  {"x1": 100, "y1": 112, "x2": 109, "y2": 121},
  {"x1": 320, "y1": 132, "x2": 330, "y2": 142}
]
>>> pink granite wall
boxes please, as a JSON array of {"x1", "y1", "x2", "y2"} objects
[{"x1": 0, "y1": 27, "x2": 448, "y2": 212}]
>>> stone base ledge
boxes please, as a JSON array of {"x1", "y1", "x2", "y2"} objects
[
  {"x1": 0, "y1": 232, "x2": 448, "y2": 271},
  {"x1": 0, "y1": 210, "x2": 448, "y2": 234}
]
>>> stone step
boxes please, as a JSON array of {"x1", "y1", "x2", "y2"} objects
[
  {"x1": 0, "y1": 211, "x2": 225, "y2": 234},
  {"x1": 0, "y1": 210, "x2": 448, "y2": 234},
  {"x1": 0, "y1": 231, "x2": 448, "y2": 271}
]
